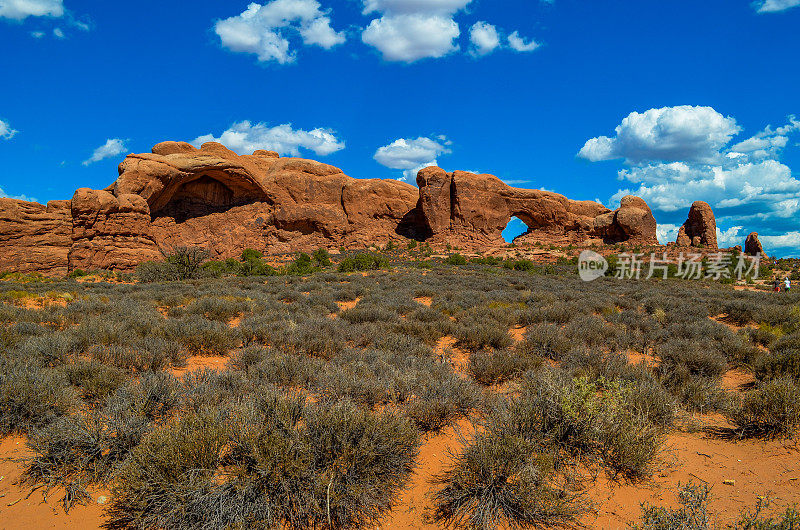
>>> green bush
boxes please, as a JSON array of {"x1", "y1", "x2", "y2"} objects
[
  {"x1": 337, "y1": 253, "x2": 389, "y2": 272},
  {"x1": 312, "y1": 248, "x2": 332, "y2": 267},
  {"x1": 444, "y1": 253, "x2": 468, "y2": 266},
  {"x1": 240, "y1": 248, "x2": 263, "y2": 261},
  {"x1": 285, "y1": 253, "x2": 318, "y2": 275}
]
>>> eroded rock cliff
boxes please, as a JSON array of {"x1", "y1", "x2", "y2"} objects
[{"x1": 0, "y1": 141, "x2": 662, "y2": 273}]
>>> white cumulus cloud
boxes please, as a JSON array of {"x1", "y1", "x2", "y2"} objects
[
  {"x1": 589, "y1": 109, "x2": 800, "y2": 254},
  {"x1": 579, "y1": 105, "x2": 741, "y2": 164},
  {"x1": 192, "y1": 121, "x2": 345, "y2": 157},
  {"x1": 469, "y1": 21, "x2": 500, "y2": 57},
  {"x1": 83, "y1": 138, "x2": 128, "y2": 166},
  {"x1": 0, "y1": 186, "x2": 36, "y2": 202},
  {"x1": 360, "y1": 0, "x2": 469, "y2": 62},
  {"x1": 508, "y1": 31, "x2": 540, "y2": 52},
  {"x1": 0, "y1": 118, "x2": 18, "y2": 140},
  {"x1": 215, "y1": 0, "x2": 345, "y2": 64},
  {"x1": 360, "y1": 0, "x2": 540, "y2": 62},
  {"x1": 374, "y1": 136, "x2": 452, "y2": 180},
  {"x1": 0, "y1": 0, "x2": 63, "y2": 20},
  {"x1": 362, "y1": 13, "x2": 460, "y2": 62},
  {"x1": 754, "y1": 0, "x2": 800, "y2": 12}
]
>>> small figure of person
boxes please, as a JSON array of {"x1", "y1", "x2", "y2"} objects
[
  {"x1": 785, "y1": 277, "x2": 791, "y2": 292},
  {"x1": 774, "y1": 277, "x2": 781, "y2": 292}
]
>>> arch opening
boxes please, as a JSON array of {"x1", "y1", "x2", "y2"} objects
[
  {"x1": 502, "y1": 216, "x2": 531, "y2": 243},
  {"x1": 150, "y1": 172, "x2": 266, "y2": 223}
]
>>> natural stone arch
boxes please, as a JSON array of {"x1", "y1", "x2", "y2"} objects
[{"x1": 149, "y1": 170, "x2": 268, "y2": 223}]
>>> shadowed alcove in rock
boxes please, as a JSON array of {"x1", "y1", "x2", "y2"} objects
[{"x1": 150, "y1": 172, "x2": 267, "y2": 223}]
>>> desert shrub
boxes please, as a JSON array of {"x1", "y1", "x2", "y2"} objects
[
  {"x1": 454, "y1": 318, "x2": 513, "y2": 351},
  {"x1": 104, "y1": 411, "x2": 228, "y2": 529},
  {"x1": 300, "y1": 401, "x2": 420, "y2": 528},
  {"x1": 202, "y1": 258, "x2": 240, "y2": 277},
  {"x1": 16, "y1": 332, "x2": 83, "y2": 367},
  {"x1": 163, "y1": 317, "x2": 240, "y2": 356},
  {"x1": 444, "y1": 253, "x2": 468, "y2": 266},
  {"x1": 503, "y1": 259, "x2": 536, "y2": 272},
  {"x1": 468, "y1": 349, "x2": 541, "y2": 385},
  {"x1": 167, "y1": 246, "x2": 210, "y2": 279},
  {"x1": 338, "y1": 253, "x2": 389, "y2": 273},
  {"x1": 183, "y1": 296, "x2": 250, "y2": 322},
  {"x1": 317, "y1": 366, "x2": 390, "y2": 406},
  {"x1": 746, "y1": 326, "x2": 780, "y2": 348},
  {"x1": 518, "y1": 323, "x2": 572, "y2": 361},
  {"x1": 520, "y1": 301, "x2": 581, "y2": 325},
  {"x1": 726, "y1": 377, "x2": 800, "y2": 438},
  {"x1": 105, "y1": 397, "x2": 419, "y2": 530},
  {"x1": 249, "y1": 350, "x2": 324, "y2": 389},
  {"x1": 23, "y1": 413, "x2": 111, "y2": 511},
  {"x1": 238, "y1": 257, "x2": 276, "y2": 277},
  {"x1": 89, "y1": 337, "x2": 185, "y2": 372},
  {"x1": 340, "y1": 303, "x2": 399, "y2": 324},
  {"x1": 62, "y1": 361, "x2": 127, "y2": 402},
  {"x1": 672, "y1": 376, "x2": 731, "y2": 414},
  {"x1": 657, "y1": 340, "x2": 728, "y2": 387},
  {"x1": 136, "y1": 247, "x2": 209, "y2": 282},
  {"x1": 736, "y1": 496, "x2": 800, "y2": 529},
  {"x1": 0, "y1": 360, "x2": 79, "y2": 435},
  {"x1": 403, "y1": 369, "x2": 480, "y2": 432},
  {"x1": 488, "y1": 369, "x2": 664, "y2": 480},
  {"x1": 431, "y1": 431, "x2": 584, "y2": 529},
  {"x1": 633, "y1": 482, "x2": 710, "y2": 529},
  {"x1": 562, "y1": 314, "x2": 620, "y2": 350},
  {"x1": 135, "y1": 260, "x2": 179, "y2": 282},
  {"x1": 228, "y1": 345, "x2": 271, "y2": 373},
  {"x1": 268, "y1": 317, "x2": 348, "y2": 359},
  {"x1": 753, "y1": 350, "x2": 800, "y2": 382}
]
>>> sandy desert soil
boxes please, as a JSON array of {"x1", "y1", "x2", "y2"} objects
[
  {"x1": 2, "y1": 307, "x2": 798, "y2": 529},
  {"x1": 3, "y1": 423, "x2": 798, "y2": 529}
]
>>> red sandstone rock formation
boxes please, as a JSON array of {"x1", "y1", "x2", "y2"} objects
[
  {"x1": 744, "y1": 232, "x2": 764, "y2": 256},
  {"x1": 0, "y1": 142, "x2": 660, "y2": 274},
  {"x1": 0, "y1": 198, "x2": 72, "y2": 274},
  {"x1": 676, "y1": 201, "x2": 718, "y2": 249},
  {"x1": 416, "y1": 167, "x2": 658, "y2": 246}
]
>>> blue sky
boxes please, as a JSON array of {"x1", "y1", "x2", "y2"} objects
[{"x1": 1, "y1": 0, "x2": 799, "y2": 254}]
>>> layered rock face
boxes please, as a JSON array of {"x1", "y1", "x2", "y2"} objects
[
  {"x1": 745, "y1": 232, "x2": 764, "y2": 256},
  {"x1": 0, "y1": 199, "x2": 72, "y2": 274},
  {"x1": 415, "y1": 168, "x2": 658, "y2": 246},
  {"x1": 676, "y1": 201, "x2": 718, "y2": 249},
  {"x1": 0, "y1": 142, "x2": 661, "y2": 274}
]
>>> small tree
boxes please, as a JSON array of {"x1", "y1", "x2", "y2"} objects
[{"x1": 165, "y1": 246, "x2": 210, "y2": 280}]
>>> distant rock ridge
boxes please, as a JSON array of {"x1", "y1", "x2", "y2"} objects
[{"x1": 1, "y1": 141, "x2": 663, "y2": 274}]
